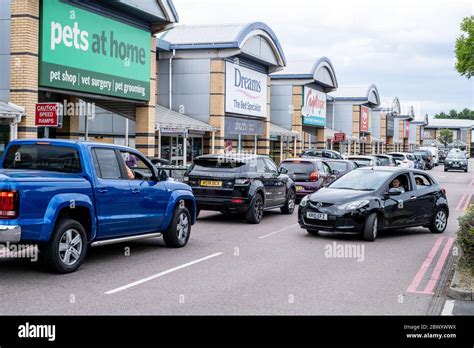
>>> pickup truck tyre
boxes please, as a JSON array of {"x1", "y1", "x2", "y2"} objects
[
  {"x1": 163, "y1": 206, "x2": 191, "y2": 248},
  {"x1": 246, "y1": 193, "x2": 264, "y2": 224},
  {"x1": 281, "y1": 189, "x2": 296, "y2": 214},
  {"x1": 41, "y1": 219, "x2": 87, "y2": 274}
]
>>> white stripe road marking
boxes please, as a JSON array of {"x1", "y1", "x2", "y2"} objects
[
  {"x1": 258, "y1": 223, "x2": 299, "y2": 239},
  {"x1": 105, "y1": 252, "x2": 223, "y2": 295},
  {"x1": 441, "y1": 300, "x2": 455, "y2": 316}
]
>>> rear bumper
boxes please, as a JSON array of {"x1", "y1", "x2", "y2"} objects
[
  {"x1": 0, "y1": 225, "x2": 21, "y2": 243},
  {"x1": 294, "y1": 182, "x2": 319, "y2": 199},
  {"x1": 195, "y1": 196, "x2": 251, "y2": 212}
]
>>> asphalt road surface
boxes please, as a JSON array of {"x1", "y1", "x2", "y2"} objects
[{"x1": 1, "y1": 161, "x2": 474, "y2": 315}]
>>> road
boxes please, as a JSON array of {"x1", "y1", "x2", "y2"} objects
[{"x1": 1, "y1": 161, "x2": 474, "y2": 315}]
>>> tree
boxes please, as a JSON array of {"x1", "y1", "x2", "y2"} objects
[
  {"x1": 455, "y1": 16, "x2": 474, "y2": 78},
  {"x1": 438, "y1": 128, "x2": 453, "y2": 147},
  {"x1": 434, "y1": 109, "x2": 474, "y2": 120}
]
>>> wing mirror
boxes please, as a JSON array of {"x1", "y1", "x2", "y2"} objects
[
  {"x1": 279, "y1": 167, "x2": 289, "y2": 175},
  {"x1": 331, "y1": 169, "x2": 340, "y2": 176},
  {"x1": 386, "y1": 187, "x2": 403, "y2": 196}
]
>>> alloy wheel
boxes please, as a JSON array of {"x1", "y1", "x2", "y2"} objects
[
  {"x1": 59, "y1": 229, "x2": 83, "y2": 266},
  {"x1": 435, "y1": 210, "x2": 447, "y2": 232},
  {"x1": 177, "y1": 213, "x2": 189, "y2": 243}
]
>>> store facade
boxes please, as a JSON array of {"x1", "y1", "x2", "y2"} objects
[
  {"x1": 329, "y1": 85, "x2": 381, "y2": 156},
  {"x1": 156, "y1": 22, "x2": 286, "y2": 160},
  {"x1": 270, "y1": 57, "x2": 338, "y2": 161},
  {"x1": 2, "y1": 0, "x2": 178, "y2": 156}
]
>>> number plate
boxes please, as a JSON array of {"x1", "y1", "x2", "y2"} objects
[
  {"x1": 306, "y1": 212, "x2": 328, "y2": 220},
  {"x1": 200, "y1": 180, "x2": 222, "y2": 187},
  {"x1": 453, "y1": 164, "x2": 459, "y2": 167},
  {"x1": 296, "y1": 185, "x2": 304, "y2": 192}
]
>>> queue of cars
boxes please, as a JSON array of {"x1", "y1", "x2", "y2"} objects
[{"x1": 0, "y1": 139, "x2": 466, "y2": 273}]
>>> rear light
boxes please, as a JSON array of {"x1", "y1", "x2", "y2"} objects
[
  {"x1": 235, "y1": 178, "x2": 251, "y2": 185},
  {"x1": 309, "y1": 171, "x2": 319, "y2": 182},
  {"x1": 0, "y1": 191, "x2": 18, "y2": 218},
  {"x1": 232, "y1": 199, "x2": 244, "y2": 204},
  {"x1": 441, "y1": 188, "x2": 446, "y2": 195}
]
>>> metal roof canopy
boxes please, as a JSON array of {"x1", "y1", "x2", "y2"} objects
[
  {"x1": 156, "y1": 105, "x2": 217, "y2": 132},
  {"x1": 270, "y1": 123, "x2": 300, "y2": 138},
  {"x1": 330, "y1": 84, "x2": 381, "y2": 106},
  {"x1": 0, "y1": 102, "x2": 25, "y2": 118}
]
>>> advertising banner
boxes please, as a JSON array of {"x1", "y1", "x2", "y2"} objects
[
  {"x1": 386, "y1": 113, "x2": 395, "y2": 137},
  {"x1": 301, "y1": 87, "x2": 326, "y2": 127},
  {"x1": 225, "y1": 62, "x2": 267, "y2": 118},
  {"x1": 39, "y1": 0, "x2": 151, "y2": 101},
  {"x1": 360, "y1": 106, "x2": 371, "y2": 133},
  {"x1": 334, "y1": 132, "x2": 346, "y2": 142}
]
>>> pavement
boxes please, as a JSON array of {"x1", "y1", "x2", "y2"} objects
[{"x1": 1, "y1": 161, "x2": 474, "y2": 315}]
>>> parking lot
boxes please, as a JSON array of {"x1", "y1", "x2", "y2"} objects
[{"x1": 0, "y1": 160, "x2": 472, "y2": 315}]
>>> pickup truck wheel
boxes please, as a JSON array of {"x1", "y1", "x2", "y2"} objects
[
  {"x1": 246, "y1": 193, "x2": 264, "y2": 224},
  {"x1": 42, "y1": 219, "x2": 87, "y2": 274},
  {"x1": 281, "y1": 189, "x2": 296, "y2": 214},
  {"x1": 163, "y1": 207, "x2": 191, "y2": 248}
]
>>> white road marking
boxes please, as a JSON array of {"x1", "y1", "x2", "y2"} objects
[
  {"x1": 258, "y1": 223, "x2": 299, "y2": 239},
  {"x1": 105, "y1": 252, "x2": 223, "y2": 295},
  {"x1": 441, "y1": 300, "x2": 455, "y2": 316}
]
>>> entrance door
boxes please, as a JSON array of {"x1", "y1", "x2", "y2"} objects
[
  {"x1": 171, "y1": 136, "x2": 184, "y2": 165},
  {"x1": 0, "y1": 123, "x2": 10, "y2": 158}
]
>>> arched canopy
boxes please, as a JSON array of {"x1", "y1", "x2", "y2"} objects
[
  {"x1": 270, "y1": 57, "x2": 338, "y2": 90},
  {"x1": 331, "y1": 84, "x2": 381, "y2": 106},
  {"x1": 391, "y1": 97, "x2": 401, "y2": 115},
  {"x1": 158, "y1": 22, "x2": 286, "y2": 67}
]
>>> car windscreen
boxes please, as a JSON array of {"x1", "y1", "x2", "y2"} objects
[
  {"x1": 446, "y1": 154, "x2": 465, "y2": 160},
  {"x1": 329, "y1": 170, "x2": 392, "y2": 191},
  {"x1": 191, "y1": 158, "x2": 247, "y2": 172},
  {"x1": 3, "y1": 144, "x2": 82, "y2": 173},
  {"x1": 326, "y1": 161, "x2": 348, "y2": 172},
  {"x1": 350, "y1": 158, "x2": 371, "y2": 167},
  {"x1": 280, "y1": 161, "x2": 314, "y2": 174}
]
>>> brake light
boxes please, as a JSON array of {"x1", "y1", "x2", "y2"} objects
[
  {"x1": 309, "y1": 171, "x2": 319, "y2": 182},
  {"x1": 232, "y1": 199, "x2": 244, "y2": 203},
  {"x1": 0, "y1": 191, "x2": 18, "y2": 218}
]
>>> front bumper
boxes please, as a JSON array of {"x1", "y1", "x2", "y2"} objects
[
  {"x1": 445, "y1": 163, "x2": 468, "y2": 170},
  {"x1": 0, "y1": 225, "x2": 21, "y2": 243},
  {"x1": 298, "y1": 205, "x2": 367, "y2": 233}
]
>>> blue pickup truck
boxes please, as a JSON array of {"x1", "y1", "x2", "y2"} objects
[{"x1": 0, "y1": 139, "x2": 196, "y2": 273}]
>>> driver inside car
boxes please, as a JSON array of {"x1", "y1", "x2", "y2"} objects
[{"x1": 390, "y1": 178, "x2": 405, "y2": 193}]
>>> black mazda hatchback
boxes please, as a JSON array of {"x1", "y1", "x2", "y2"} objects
[{"x1": 298, "y1": 167, "x2": 449, "y2": 241}]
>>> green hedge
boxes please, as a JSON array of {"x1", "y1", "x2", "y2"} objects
[{"x1": 457, "y1": 205, "x2": 474, "y2": 271}]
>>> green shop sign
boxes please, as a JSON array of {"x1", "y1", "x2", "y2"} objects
[{"x1": 39, "y1": 0, "x2": 150, "y2": 101}]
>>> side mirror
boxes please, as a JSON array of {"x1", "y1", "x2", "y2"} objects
[
  {"x1": 387, "y1": 187, "x2": 403, "y2": 196},
  {"x1": 279, "y1": 167, "x2": 289, "y2": 174},
  {"x1": 157, "y1": 169, "x2": 169, "y2": 181},
  {"x1": 331, "y1": 169, "x2": 340, "y2": 176},
  {"x1": 395, "y1": 160, "x2": 401, "y2": 166}
]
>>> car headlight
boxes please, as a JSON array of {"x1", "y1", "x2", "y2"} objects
[
  {"x1": 300, "y1": 195, "x2": 309, "y2": 207},
  {"x1": 338, "y1": 199, "x2": 370, "y2": 210}
]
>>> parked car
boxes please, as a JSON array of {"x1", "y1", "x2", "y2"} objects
[
  {"x1": 298, "y1": 167, "x2": 449, "y2": 241},
  {"x1": 387, "y1": 152, "x2": 415, "y2": 168},
  {"x1": 0, "y1": 139, "x2": 196, "y2": 273},
  {"x1": 444, "y1": 152, "x2": 468, "y2": 172},
  {"x1": 324, "y1": 159, "x2": 358, "y2": 178},
  {"x1": 419, "y1": 146, "x2": 439, "y2": 166},
  {"x1": 186, "y1": 154, "x2": 296, "y2": 224},
  {"x1": 438, "y1": 150, "x2": 446, "y2": 164},
  {"x1": 279, "y1": 158, "x2": 337, "y2": 200},
  {"x1": 413, "y1": 150, "x2": 433, "y2": 169},
  {"x1": 374, "y1": 154, "x2": 398, "y2": 167},
  {"x1": 347, "y1": 155, "x2": 383, "y2": 167},
  {"x1": 301, "y1": 149, "x2": 344, "y2": 160}
]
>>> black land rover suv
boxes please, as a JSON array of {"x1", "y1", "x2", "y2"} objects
[{"x1": 185, "y1": 154, "x2": 296, "y2": 223}]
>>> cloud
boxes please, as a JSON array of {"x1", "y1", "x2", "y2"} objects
[{"x1": 172, "y1": 0, "x2": 474, "y2": 116}]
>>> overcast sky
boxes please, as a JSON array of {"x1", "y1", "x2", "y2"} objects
[{"x1": 172, "y1": 0, "x2": 473, "y2": 117}]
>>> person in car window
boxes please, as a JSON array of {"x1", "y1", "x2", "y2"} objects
[
  {"x1": 391, "y1": 178, "x2": 405, "y2": 192},
  {"x1": 415, "y1": 177, "x2": 424, "y2": 186}
]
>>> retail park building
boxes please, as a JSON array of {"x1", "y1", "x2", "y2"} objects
[{"x1": 0, "y1": 0, "x2": 470, "y2": 162}]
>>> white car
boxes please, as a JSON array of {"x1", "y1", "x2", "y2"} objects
[{"x1": 387, "y1": 152, "x2": 415, "y2": 168}]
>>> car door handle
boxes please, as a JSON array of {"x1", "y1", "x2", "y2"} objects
[
  {"x1": 98, "y1": 188, "x2": 108, "y2": 194},
  {"x1": 410, "y1": 196, "x2": 416, "y2": 201},
  {"x1": 132, "y1": 188, "x2": 140, "y2": 194}
]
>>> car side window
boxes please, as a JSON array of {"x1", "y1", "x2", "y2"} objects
[
  {"x1": 93, "y1": 148, "x2": 122, "y2": 179},
  {"x1": 322, "y1": 162, "x2": 331, "y2": 173},
  {"x1": 414, "y1": 173, "x2": 432, "y2": 188},
  {"x1": 389, "y1": 174, "x2": 412, "y2": 192},
  {"x1": 119, "y1": 151, "x2": 155, "y2": 181},
  {"x1": 264, "y1": 158, "x2": 279, "y2": 174},
  {"x1": 257, "y1": 158, "x2": 267, "y2": 173}
]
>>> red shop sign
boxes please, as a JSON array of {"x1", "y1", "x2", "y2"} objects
[
  {"x1": 334, "y1": 132, "x2": 346, "y2": 142},
  {"x1": 35, "y1": 103, "x2": 60, "y2": 127},
  {"x1": 360, "y1": 106, "x2": 370, "y2": 133}
]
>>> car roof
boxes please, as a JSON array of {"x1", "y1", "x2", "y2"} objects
[
  {"x1": 357, "y1": 166, "x2": 429, "y2": 175},
  {"x1": 195, "y1": 154, "x2": 267, "y2": 161},
  {"x1": 348, "y1": 155, "x2": 377, "y2": 159},
  {"x1": 281, "y1": 158, "x2": 322, "y2": 162}
]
